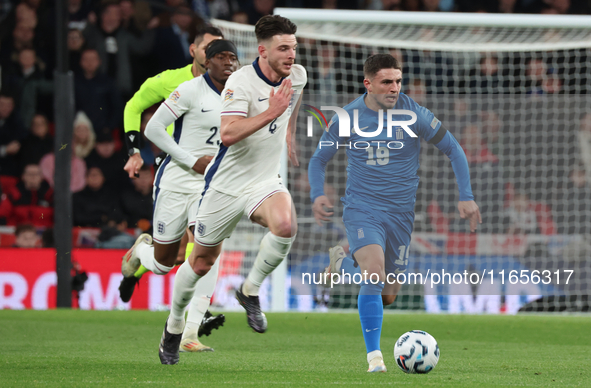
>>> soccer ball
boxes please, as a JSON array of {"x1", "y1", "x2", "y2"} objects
[{"x1": 394, "y1": 330, "x2": 440, "y2": 374}]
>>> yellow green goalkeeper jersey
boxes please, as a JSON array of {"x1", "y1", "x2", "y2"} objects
[{"x1": 124, "y1": 64, "x2": 194, "y2": 137}]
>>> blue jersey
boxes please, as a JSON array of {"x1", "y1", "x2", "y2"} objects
[{"x1": 309, "y1": 92, "x2": 473, "y2": 213}]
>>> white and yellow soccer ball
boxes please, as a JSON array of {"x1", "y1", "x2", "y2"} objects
[{"x1": 394, "y1": 330, "x2": 440, "y2": 374}]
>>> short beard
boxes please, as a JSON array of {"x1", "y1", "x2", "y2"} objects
[{"x1": 270, "y1": 59, "x2": 291, "y2": 78}]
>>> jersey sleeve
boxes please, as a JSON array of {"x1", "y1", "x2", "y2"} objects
[
  {"x1": 144, "y1": 81, "x2": 197, "y2": 170},
  {"x1": 221, "y1": 73, "x2": 249, "y2": 117},
  {"x1": 308, "y1": 114, "x2": 340, "y2": 202},
  {"x1": 434, "y1": 130, "x2": 474, "y2": 201},
  {"x1": 161, "y1": 80, "x2": 194, "y2": 119},
  {"x1": 411, "y1": 100, "x2": 443, "y2": 142},
  {"x1": 123, "y1": 73, "x2": 165, "y2": 134}
]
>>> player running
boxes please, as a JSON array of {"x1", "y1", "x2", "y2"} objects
[
  {"x1": 119, "y1": 26, "x2": 223, "y2": 347},
  {"x1": 119, "y1": 25, "x2": 222, "y2": 295},
  {"x1": 308, "y1": 54, "x2": 481, "y2": 372},
  {"x1": 157, "y1": 15, "x2": 306, "y2": 365},
  {"x1": 121, "y1": 39, "x2": 239, "y2": 353}
]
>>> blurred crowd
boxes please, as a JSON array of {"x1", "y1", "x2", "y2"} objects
[{"x1": 0, "y1": 0, "x2": 590, "y2": 247}]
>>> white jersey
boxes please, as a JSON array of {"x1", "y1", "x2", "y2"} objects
[
  {"x1": 153, "y1": 73, "x2": 222, "y2": 194},
  {"x1": 205, "y1": 59, "x2": 307, "y2": 196}
]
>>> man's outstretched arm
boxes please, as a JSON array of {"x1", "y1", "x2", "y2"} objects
[{"x1": 432, "y1": 127, "x2": 482, "y2": 232}]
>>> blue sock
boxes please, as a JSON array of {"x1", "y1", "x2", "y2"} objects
[
  {"x1": 358, "y1": 282, "x2": 385, "y2": 353},
  {"x1": 340, "y1": 255, "x2": 360, "y2": 275}
]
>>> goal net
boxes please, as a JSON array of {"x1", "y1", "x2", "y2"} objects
[{"x1": 213, "y1": 10, "x2": 591, "y2": 313}]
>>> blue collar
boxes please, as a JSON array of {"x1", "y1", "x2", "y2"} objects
[
  {"x1": 203, "y1": 72, "x2": 220, "y2": 95},
  {"x1": 252, "y1": 58, "x2": 285, "y2": 87}
]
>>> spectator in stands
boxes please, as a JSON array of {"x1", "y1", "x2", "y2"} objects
[
  {"x1": 465, "y1": 53, "x2": 502, "y2": 93},
  {"x1": 72, "y1": 111, "x2": 96, "y2": 159},
  {"x1": 422, "y1": 0, "x2": 441, "y2": 12},
  {"x1": 0, "y1": 22, "x2": 35, "y2": 68},
  {"x1": 94, "y1": 211, "x2": 136, "y2": 248},
  {"x1": 83, "y1": 1, "x2": 155, "y2": 99},
  {"x1": 151, "y1": 4, "x2": 201, "y2": 72},
  {"x1": 3, "y1": 47, "x2": 51, "y2": 126},
  {"x1": 231, "y1": 11, "x2": 248, "y2": 24},
  {"x1": 479, "y1": 110, "x2": 502, "y2": 156},
  {"x1": 7, "y1": 163, "x2": 53, "y2": 227},
  {"x1": 366, "y1": 0, "x2": 402, "y2": 10},
  {"x1": 13, "y1": 223, "x2": 39, "y2": 247},
  {"x1": 504, "y1": 192, "x2": 540, "y2": 234},
  {"x1": 553, "y1": 165, "x2": 591, "y2": 235},
  {"x1": 0, "y1": 92, "x2": 26, "y2": 177},
  {"x1": 246, "y1": 0, "x2": 275, "y2": 25},
  {"x1": 39, "y1": 141, "x2": 87, "y2": 193},
  {"x1": 74, "y1": 48, "x2": 122, "y2": 133},
  {"x1": 208, "y1": 0, "x2": 240, "y2": 20},
  {"x1": 73, "y1": 166, "x2": 121, "y2": 227},
  {"x1": 85, "y1": 129, "x2": 130, "y2": 192},
  {"x1": 68, "y1": 0, "x2": 92, "y2": 31},
  {"x1": 68, "y1": 28, "x2": 86, "y2": 75},
  {"x1": 120, "y1": 164, "x2": 153, "y2": 228},
  {"x1": 18, "y1": 113, "x2": 53, "y2": 170},
  {"x1": 525, "y1": 57, "x2": 547, "y2": 93}
]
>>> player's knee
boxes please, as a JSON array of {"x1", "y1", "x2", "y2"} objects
[
  {"x1": 273, "y1": 220, "x2": 296, "y2": 238},
  {"x1": 154, "y1": 250, "x2": 177, "y2": 267},
  {"x1": 191, "y1": 254, "x2": 217, "y2": 277},
  {"x1": 191, "y1": 258, "x2": 212, "y2": 277},
  {"x1": 382, "y1": 294, "x2": 397, "y2": 306}
]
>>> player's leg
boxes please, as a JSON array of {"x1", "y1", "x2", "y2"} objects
[
  {"x1": 382, "y1": 211, "x2": 414, "y2": 307},
  {"x1": 354, "y1": 244, "x2": 387, "y2": 373},
  {"x1": 160, "y1": 242, "x2": 222, "y2": 364},
  {"x1": 120, "y1": 190, "x2": 191, "y2": 302},
  {"x1": 245, "y1": 191, "x2": 296, "y2": 295},
  {"x1": 175, "y1": 231, "x2": 190, "y2": 265},
  {"x1": 343, "y1": 206, "x2": 387, "y2": 372},
  {"x1": 237, "y1": 184, "x2": 295, "y2": 333},
  {"x1": 160, "y1": 188, "x2": 244, "y2": 364},
  {"x1": 181, "y1": 226, "x2": 224, "y2": 352}
]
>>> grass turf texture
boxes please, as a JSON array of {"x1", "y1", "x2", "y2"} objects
[{"x1": 1, "y1": 311, "x2": 590, "y2": 386}]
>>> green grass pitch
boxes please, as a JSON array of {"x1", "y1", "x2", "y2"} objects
[{"x1": 1, "y1": 310, "x2": 590, "y2": 386}]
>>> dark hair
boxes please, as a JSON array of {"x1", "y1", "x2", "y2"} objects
[
  {"x1": 194, "y1": 26, "x2": 224, "y2": 45},
  {"x1": 254, "y1": 15, "x2": 297, "y2": 43},
  {"x1": 363, "y1": 54, "x2": 402, "y2": 79},
  {"x1": 15, "y1": 224, "x2": 36, "y2": 237}
]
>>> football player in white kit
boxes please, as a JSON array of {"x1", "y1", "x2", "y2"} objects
[
  {"x1": 120, "y1": 39, "x2": 239, "y2": 354},
  {"x1": 158, "y1": 15, "x2": 307, "y2": 365}
]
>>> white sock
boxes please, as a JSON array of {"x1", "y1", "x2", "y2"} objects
[
  {"x1": 244, "y1": 232, "x2": 292, "y2": 296},
  {"x1": 367, "y1": 350, "x2": 383, "y2": 363},
  {"x1": 170, "y1": 260, "x2": 200, "y2": 322},
  {"x1": 166, "y1": 315, "x2": 185, "y2": 335},
  {"x1": 183, "y1": 258, "x2": 220, "y2": 340},
  {"x1": 137, "y1": 242, "x2": 173, "y2": 275}
]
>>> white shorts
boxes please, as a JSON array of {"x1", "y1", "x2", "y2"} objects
[
  {"x1": 152, "y1": 188, "x2": 201, "y2": 244},
  {"x1": 194, "y1": 178, "x2": 289, "y2": 247}
]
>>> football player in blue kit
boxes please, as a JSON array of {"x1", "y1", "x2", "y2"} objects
[{"x1": 308, "y1": 54, "x2": 481, "y2": 372}]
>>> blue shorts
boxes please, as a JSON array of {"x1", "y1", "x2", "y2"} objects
[{"x1": 343, "y1": 205, "x2": 414, "y2": 275}]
